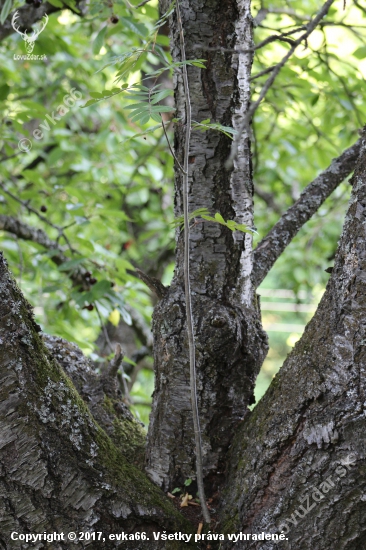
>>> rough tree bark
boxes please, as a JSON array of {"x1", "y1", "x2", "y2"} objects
[
  {"x1": 219, "y1": 128, "x2": 366, "y2": 548},
  {"x1": 1, "y1": 1, "x2": 365, "y2": 549},
  {"x1": 146, "y1": 0, "x2": 268, "y2": 492},
  {"x1": 0, "y1": 252, "x2": 195, "y2": 549}
]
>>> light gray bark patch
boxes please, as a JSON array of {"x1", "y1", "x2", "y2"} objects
[
  {"x1": 303, "y1": 421, "x2": 339, "y2": 448},
  {"x1": 43, "y1": 334, "x2": 147, "y2": 468}
]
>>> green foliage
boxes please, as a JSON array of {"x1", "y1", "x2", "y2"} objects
[
  {"x1": 83, "y1": 83, "x2": 175, "y2": 124},
  {"x1": 250, "y1": 0, "x2": 365, "y2": 294},
  {"x1": 0, "y1": 0, "x2": 13, "y2": 25},
  {"x1": 170, "y1": 208, "x2": 212, "y2": 228},
  {"x1": 0, "y1": 0, "x2": 365, "y2": 416},
  {"x1": 247, "y1": 0, "x2": 366, "y2": 401},
  {"x1": 0, "y1": 1, "x2": 172, "y2": 355},
  {"x1": 172, "y1": 208, "x2": 254, "y2": 234},
  {"x1": 200, "y1": 212, "x2": 255, "y2": 234},
  {"x1": 147, "y1": 58, "x2": 207, "y2": 77},
  {"x1": 192, "y1": 119, "x2": 237, "y2": 139}
]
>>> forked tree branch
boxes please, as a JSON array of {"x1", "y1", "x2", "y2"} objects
[
  {"x1": 252, "y1": 137, "x2": 362, "y2": 288},
  {"x1": 226, "y1": 0, "x2": 336, "y2": 169}
]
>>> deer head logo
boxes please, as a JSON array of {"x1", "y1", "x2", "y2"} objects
[{"x1": 12, "y1": 11, "x2": 48, "y2": 54}]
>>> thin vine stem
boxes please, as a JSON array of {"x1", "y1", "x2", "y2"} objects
[
  {"x1": 159, "y1": 114, "x2": 187, "y2": 174},
  {"x1": 176, "y1": 0, "x2": 211, "y2": 525}
]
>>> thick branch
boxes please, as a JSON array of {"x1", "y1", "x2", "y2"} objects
[
  {"x1": 134, "y1": 267, "x2": 168, "y2": 300},
  {"x1": 252, "y1": 137, "x2": 361, "y2": 287},
  {"x1": 0, "y1": 214, "x2": 61, "y2": 253},
  {"x1": 219, "y1": 127, "x2": 366, "y2": 549}
]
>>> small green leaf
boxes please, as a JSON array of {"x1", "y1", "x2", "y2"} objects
[
  {"x1": 214, "y1": 212, "x2": 226, "y2": 225},
  {"x1": 115, "y1": 258, "x2": 135, "y2": 272},
  {"x1": 171, "y1": 208, "x2": 211, "y2": 228},
  {"x1": 153, "y1": 105, "x2": 175, "y2": 113},
  {"x1": 139, "y1": 113, "x2": 150, "y2": 125},
  {"x1": 120, "y1": 124, "x2": 163, "y2": 145},
  {"x1": 1, "y1": 0, "x2": 13, "y2": 25},
  {"x1": 47, "y1": 0, "x2": 64, "y2": 6},
  {"x1": 92, "y1": 26, "x2": 108, "y2": 55},
  {"x1": 352, "y1": 46, "x2": 366, "y2": 59},
  {"x1": 73, "y1": 237, "x2": 94, "y2": 252},
  {"x1": 90, "y1": 279, "x2": 113, "y2": 300},
  {"x1": 123, "y1": 356, "x2": 137, "y2": 367},
  {"x1": 81, "y1": 99, "x2": 98, "y2": 108},
  {"x1": 124, "y1": 102, "x2": 148, "y2": 110},
  {"x1": 226, "y1": 220, "x2": 237, "y2": 230},
  {"x1": 150, "y1": 89, "x2": 174, "y2": 104},
  {"x1": 102, "y1": 88, "x2": 121, "y2": 98},
  {"x1": 150, "y1": 112, "x2": 162, "y2": 123},
  {"x1": 120, "y1": 17, "x2": 148, "y2": 38},
  {"x1": 200, "y1": 214, "x2": 216, "y2": 222},
  {"x1": 236, "y1": 223, "x2": 254, "y2": 234},
  {"x1": 192, "y1": 120, "x2": 237, "y2": 138},
  {"x1": 190, "y1": 60, "x2": 206, "y2": 68}
]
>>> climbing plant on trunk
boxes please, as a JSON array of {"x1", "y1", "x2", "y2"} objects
[
  {"x1": 146, "y1": 0, "x2": 268, "y2": 495},
  {"x1": 0, "y1": 0, "x2": 366, "y2": 548}
]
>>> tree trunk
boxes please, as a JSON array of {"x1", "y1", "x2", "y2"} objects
[
  {"x1": 146, "y1": 0, "x2": 268, "y2": 492},
  {"x1": 1, "y1": 1, "x2": 365, "y2": 548},
  {"x1": 0, "y1": 254, "x2": 194, "y2": 549},
  {"x1": 219, "y1": 128, "x2": 366, "y2": 548}
]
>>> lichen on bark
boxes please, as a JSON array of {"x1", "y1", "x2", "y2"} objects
[{"x1": 0, "y1": 252, "x2": 194, "y2": 549}]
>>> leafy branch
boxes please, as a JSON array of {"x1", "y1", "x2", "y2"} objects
[
  {"x1": 191, "y1": 119, "x2": 237, "y2": 139},
  {"x1": 147, "y1": 58, "x2": 206, "y2": 77},
  {"x1": 83, "y1": 83, "x2": 175, "y2": 125},
  {"x1": 171, "y1": 208, "x2": 255, "y2": 234}
]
